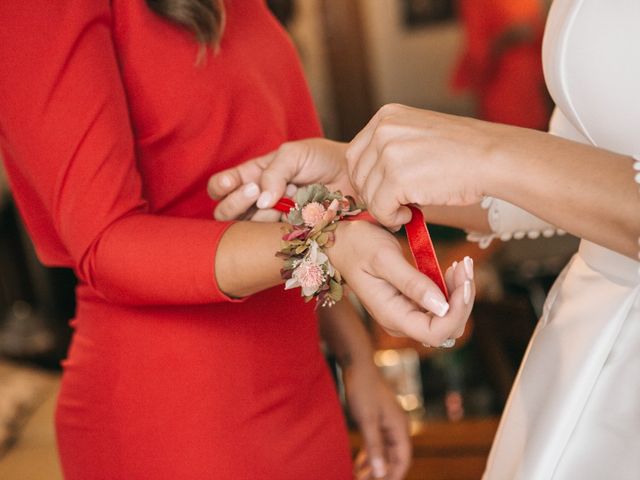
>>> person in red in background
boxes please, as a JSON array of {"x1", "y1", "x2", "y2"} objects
[{"x1": 452, "y1": 0, "x2": 553, "y2": 130}]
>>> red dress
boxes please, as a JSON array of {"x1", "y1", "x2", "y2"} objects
[{"x1": 0, "y1": 1, "x2": 352, "y2": 478}]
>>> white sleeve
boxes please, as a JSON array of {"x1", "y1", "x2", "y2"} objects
[{"x1": 466, "y1": 196, "x2": 565, "y2": 249}]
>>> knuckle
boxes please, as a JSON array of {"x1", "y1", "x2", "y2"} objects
[
  {"x1": 277, "y1": 142, "x2": 294, "y2": 156},
  {"x1": 380, "y1": 103, "x2": 401, "y2": 115},
  {"x1": 214, "y1": 208, "x2": 228, "y2": 221}
]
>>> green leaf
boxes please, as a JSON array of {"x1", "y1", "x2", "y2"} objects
[
  {"x1": 329, "y1": 279, "x2": 343, "y2": 302},
  {"x1": 287, "y1": 210, "x2": 304, "y2": 226},
  {"x1": 316, "y1": 232, "x2": 329, "y2": 246}
]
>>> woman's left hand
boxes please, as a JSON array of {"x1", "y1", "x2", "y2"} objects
[{"x1": 344, "y1": 361, "x2": 411, "y2": 480}]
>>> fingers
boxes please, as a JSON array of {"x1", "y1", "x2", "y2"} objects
[
  {"x1": 354, "y1": 450, "x2": 373, "y2": 480},
  {"x1": 207, "y1": 156, "x2": 270, "y2": 200},
  {"x1": 346, "y1": 106, "x2": 390, "y2": 174},
  {"x1": 372, "y1": 247, "x2": 449, "y2": 317},
  {"x1": 426, "y1": 257, "x2": 475, "y2": 345},
  {"x1": 214, "y1": 182, "x2": 260, "y2": 221},
  {"x1": 256, "y1": 143, "x2": 313, "y2": 209},
  {"x1": 351, "y1": 270, "x2": 439, "y2": 345},
  {"x1": 249, "y1": 208, "x2": 283, "y2": 223},
  {"x1": 350, "y1": 140, "x2": 379, "y2": 195},
  {"x1": 367, "y1": 180, "x2": 413, "y2": 230},
  {"x1": 355, "y1": 246, "x2": 475, "y2": 346},
  {"x1": 383, "y1": 420, "x2": 412, "y2": 480},
  {"x1": 357, "y1": 419, "x2": 388, "y2": 479}
]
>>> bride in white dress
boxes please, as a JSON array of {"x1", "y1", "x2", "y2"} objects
[
  {"x1": 479, "y1": 1, "x2": 640, "y2": 476},
  {"x1": 208, "y1": 0, "x2": 639, "y2": 477}
]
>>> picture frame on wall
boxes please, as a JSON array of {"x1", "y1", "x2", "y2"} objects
[{"x1": 402, "y1": 0, "x2": 456, "y2": 28}]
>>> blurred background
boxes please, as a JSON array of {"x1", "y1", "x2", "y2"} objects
[{"x1": 0, "y1": 1, "x2": 578, "y2": 479}]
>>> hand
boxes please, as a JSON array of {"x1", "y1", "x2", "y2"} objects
[
  {"x1": 209, "y1": 181, "x2": 296, "y2": 223},
  {"x1": 346, "y1": 103, "x2": 499, "y2": 230},
  {"x1": 207, "y1": 138, "x2": 352, "y2": 220},
  {"x1": 343, "y1": 360, "x2": 411, "y2": 480},
  {"x1": 328, "y1": 220, "x2": 475, "y2": 345}
]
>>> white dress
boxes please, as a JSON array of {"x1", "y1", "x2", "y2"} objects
[{"x1": 476, "y1": 1, "x2": 640, "y2": 478}]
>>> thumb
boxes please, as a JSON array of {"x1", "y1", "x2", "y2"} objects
[
  {"x1": 358, "y1": 415, "x2": 388, "y2": 479},
  {"x1": 383, "y1": 205, "x2": 413, "y2": 232},
  {"x1": 207, "y1": 155, "x2": 270, "y2": 200},
  {"x1": 256, "y1": 143, "x2": 309, "y2": 209}
]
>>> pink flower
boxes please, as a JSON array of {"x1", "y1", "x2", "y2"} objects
[
  {"x1": 282, "y1": 228, "x2": 307, "y2": 241},
  {"x1": 301, "y1": 202, "x2": 326, "y2": 227},
  {"x1": 321, "y1": 199, "x2": 339, "y2": 224},
  {"x1": 292, "y1": 260, "x2": 325, "y2": 295}
]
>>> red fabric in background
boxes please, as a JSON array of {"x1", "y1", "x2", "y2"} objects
[
  {"x1": 452, "y1": 0, "x2": 551, "y2": 130},
  {"x1": 0, "y1": 1, "x2": 351, "y2": 478}
]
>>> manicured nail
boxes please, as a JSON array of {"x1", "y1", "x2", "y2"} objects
[
  {"x1": 219, "y1": 175, "x2": 232, "y2": 188},
  {"x1": 243, "y1": 182, "x2": 259, "y2": 198},
  {"x1": 423, "y1": 294, "x2": 449, "y2": 317},
  {"x1": 285, "y1": 184, "x2": 298, "y2": 197},
  {"x1": 257, "y1": 191, "x2": 273, "y2": 209},
  {"x1": 463, "y1": 280, "x2": 471, "y2": 305},
  {"x1": 463, "y1": 256, "x2": 474, "y2": 279},
  {"x1": 370, "y1": 457, "x2": 387, "y2": 478}
]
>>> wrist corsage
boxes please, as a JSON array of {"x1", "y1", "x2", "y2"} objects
[{"x1": 277, "y1": 184, "x2": 362, "y2": 307}]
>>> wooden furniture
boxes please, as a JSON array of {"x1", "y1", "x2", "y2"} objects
[{"x1": 351, "y1": 417, "x2": 500, "y2": 480}]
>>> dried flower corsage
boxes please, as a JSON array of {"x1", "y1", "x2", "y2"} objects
[{"x1": 277, "y1": 184, "x2": 362, "y2": 307}]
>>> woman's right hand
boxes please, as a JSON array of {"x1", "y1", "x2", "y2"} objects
[
  {"x1": 208, "y1": 138, "x2": 352, "y2": 220},
  {"x1": 328, "y1": 220, "x2": 475, "y2": 346}
]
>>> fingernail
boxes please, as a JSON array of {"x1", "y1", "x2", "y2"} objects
[
  {"x1": 463, "y1": 280, "x2": 471, "y2": 305},
  {"x1": 370, "y1": 457, "x2": 387, "y2": 478},
  {"x1": 243, "y1": 182, "x2": 259, "y2": 198},
  {"x1": 219, "y1": 175, "x2": 232, "y2": 188},
  {"x1": 452, "y1": 261, "x2": 458, "y2": 270},
  {"x1": 423, "y1": 294, "x2": 449, "y2": 317},
  {"x1": 285, "y1": 184, "x2": 298, "y2": 197},
  {"x1": 257, "y1": 191, "x2": 273, "y2": 209},
  {"x1": 463, "y1": 256, "x2": 474, "y2": 280}
]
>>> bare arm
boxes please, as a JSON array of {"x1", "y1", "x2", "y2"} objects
[
  {"x1": 346, "y1": 105, "x2": 639, "y2": 259},
  {"x1": 318, "y1": 300, "x2": 411, "y2": 480},
  {"x1": 486, "y1": 127, "x2": 639, "y2": 258}
]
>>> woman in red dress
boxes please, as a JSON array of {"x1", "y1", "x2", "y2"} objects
[{"x1": 0, "y1": 1, "x2": 475, "y2": 478}]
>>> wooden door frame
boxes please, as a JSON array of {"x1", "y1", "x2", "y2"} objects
[{"x1": 319, "y1": 0, "x2": 374, "y2": 141}]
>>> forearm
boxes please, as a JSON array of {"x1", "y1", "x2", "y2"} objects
[
  {"x1": 486, "y1": 127, "x2": 640, "y2": 258},
  {"x1": 318, "y1": 299, "x2": 375, "y2": 369},
  {"x1": 215, "y1": 221, "x2": 286, "y2": 298}
]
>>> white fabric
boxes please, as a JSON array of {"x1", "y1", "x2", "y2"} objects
[
  {"x1": 466, "y1": 196, "x2": 564, "y2": 248},
  {"x1": 483, "y1": 0, "x2": 640, "y2": 479}
]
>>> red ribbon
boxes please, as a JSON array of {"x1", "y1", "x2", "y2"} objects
[{"x1": 274, "y1": 198, "x2": 449, "y2": 299}]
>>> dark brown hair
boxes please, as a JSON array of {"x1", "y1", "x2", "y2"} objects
[{"x1": 145, "y1": 0, "x2": 225, "y2": 45}]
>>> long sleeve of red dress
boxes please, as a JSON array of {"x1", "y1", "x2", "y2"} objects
[{"x1": 0, "y1": 2, "x2": 239, "y2": 305}]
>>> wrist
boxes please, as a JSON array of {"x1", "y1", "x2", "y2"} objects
[
  {"x1": 339, "y1": 350, "x2": 377, "y2": 373},
  {"x1": 475, "y1": 123, "x2": 510, "y2": 201},
  {"x1": 279, "y1": 184, "x2": 362, "y2": 306},
  {"x1": 480, "y1": 123, "x2": 542, "y2": 201}
]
